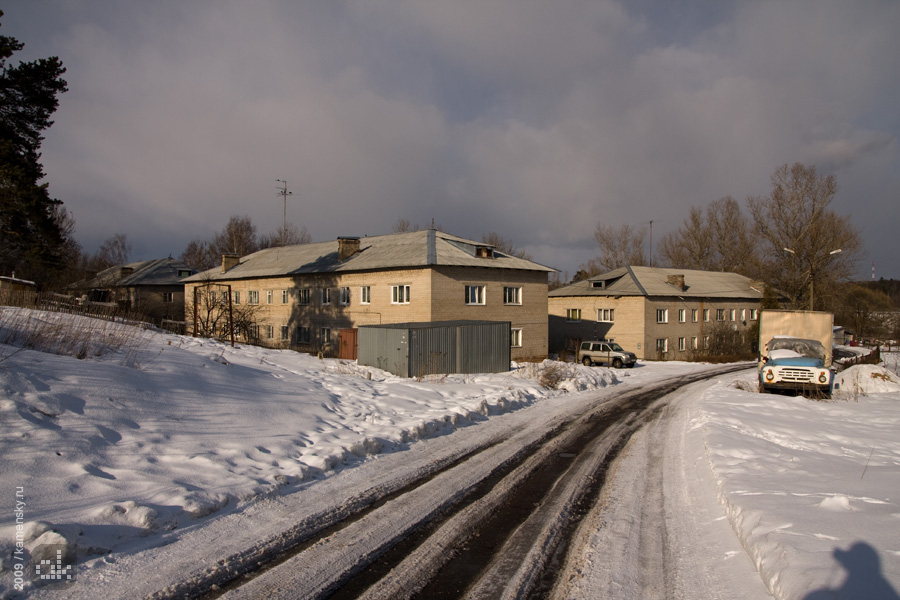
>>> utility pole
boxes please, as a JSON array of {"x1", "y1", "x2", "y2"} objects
[{"x1": 276, "y1": 179, "x2": 293, "y2": 237}]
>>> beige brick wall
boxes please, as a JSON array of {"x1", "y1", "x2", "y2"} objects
[
  {"x1": 186, "y1": 265, "x2": 548, "y2": 360},
  {"x1": 550, "y1": 295, "x2": 760, "y2": 360},
  {"x1": 548, "y1": 296, "x2": 645, "y2": 357},
  {"x1": 430, "y1": 266, "x2": 548, "y2": 361}
]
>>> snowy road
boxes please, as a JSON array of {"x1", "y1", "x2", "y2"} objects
[{"x1": 142, "y1": 365, "x2": 757, "y2": 600}]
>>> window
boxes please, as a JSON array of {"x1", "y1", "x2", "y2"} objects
[
  {"x1": 598, "y1": 308, "x2": 615, "y2": 322},
  {"x1": 730, "y1": 308, "x2": 737, "y2": 321},
  {"x1": 566, "y1": 308, "x2": 582, "y2": 322},
  {"x1": 703, "y1": 308, "x2": 710, "y2": 322},
  {"x1": 656, "y1": 309, "x2": 668, "y2": 323},
  {"x1": 340, "y1": 287, "x2": 351, "y2": 305},
  {"x1": 249, "y1": 325, "x2": 259, "y2": 340},
  {"x1": 299, "y1": 289, "x2": 310, "y2": 305},
  {"x1": 741, "y1": 308, "x2": 747, "y2": 322},
  {"x1": 281, "y1": 326, "x2": 289, "y2": 341},
  {"x1": 716, "y1": 309, "x2": 726, "y2": 321},
  {"x1": 678, "y1": 308, "x2": 686, "y2": 323},
  {"x1": 465, "y1": 285, "x2": 486, "y2": 305},
  {"x1": 504, "y1": 286, "x2": 522, "y2": 305},
  {"x1": 162, "y1": 292, "x2": 174, "y2": 303},
  {"x1": 691, "y1": 308, "x2": 698, "y2": 323},
  {"x1": 265, "y1": 325, "x2": 274, "y2": 339},
  {"x1": 281, "y1": 289, "x2": 289, "y2": 304},
  {"x1": 392, "y1": 285, "x2": 410, "y2": 304},
  {"x1": 360, "y1": 286, "x2": 371, "y2": 304},
  {"x1": 656, "y1": 338, "x2": 668, "y2": 353},
  {"x1": 320, "y1": 327, "x2": 332, "y2": 344},
  {"x1": 266, "y1": 290, "x2": 274, "y2": 304},
  {"x1": 678, "y1": 337, "x2": 686, "y2": 351},
  {"x1": 511, "y1": 328, "x2": 523, "y2": 348},
  {"x1": 248, "y1": 290, "x2": 259, "y2": 305},
  {"x1": 691, "y1": 337, "x2": 698, "y2": 350},
  {"x1": 233, "y1": 291, "x2": 241, "y2": 304},
  {"x1": 297, "y1": 326, "x2": 311, "y2": 344},
  {"x1": 321, "y1": 288, "x2": 331, "y2": 305},
  {"x1": 750, "y1": 309, "x2": 758, "y2": 320}
]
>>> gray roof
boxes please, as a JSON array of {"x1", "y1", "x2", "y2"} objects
[
  {"x1": 549, "y1": 266, "x2": 764, "y2": 299},
  {"x1": 78, "y1": 258, "x2": 196, "y2": 289},
  {"x1": 185, "y1": 230, "x2": 555, "y2": 282}
]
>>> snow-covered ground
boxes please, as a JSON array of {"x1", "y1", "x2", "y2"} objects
[{"x1": 1, "y1": 308, "x2": 898, "y2": 598}]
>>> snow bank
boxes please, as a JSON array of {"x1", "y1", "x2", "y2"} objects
[
  {"x1": 0, "y1": 315, "x2": 627, "y2": 595},
  {"x1": 695, "y1": 369, "x2": 900, "y2": 599}
]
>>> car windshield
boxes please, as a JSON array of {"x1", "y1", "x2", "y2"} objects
[
  {"x1": 767, "y1": 337, "x2": 827, "y2": 361},
  {"x1": 607, "y1": 342, "x2": 624, "y2": 352}
]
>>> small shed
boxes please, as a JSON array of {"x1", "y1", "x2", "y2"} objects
[{"x1": 357, "y1": 320, "x2": 511, "y2": 378}]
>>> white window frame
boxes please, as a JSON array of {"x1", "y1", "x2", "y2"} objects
[
  {"x1": 360, "y1": 286, "x2": 371, "y2": 305},
  {"x1": 320, "y1": 327, "x2": 332, "y2": 344},
  {"x1": 392, "y1": 284, "x2": 411, "y2": 304},
  {"x1": 265, "y1": 325, "x2": 274, "y2": 339},
  {"x1": 678, "y1": 308, "x2": 686, "y2": 323},
  {"x1": 321, "y1": 288, "x2": 331, "y2": 305},
  {"x1": 340, "y1": 286, "x2": 351, "y2": 306},
  {"x1": 566, "y1": 308, "x2": 582, "y2": 322},
  {"x1": 730, "y1": 308, "x2": 737, "y2": 321},
  {"x1": 248, "y1": 290, "x2": 259, "y2": 305},
  {"x1": 465, "y1": 285, "x2": 486, "y2": 305},
  {"x1": 656, "y1": 338, "x2": 668, "y2": 353},
  {"x1": 678, "y1": 336, "x2": 686, "y2": 351},
  {"x1": 692, "y1": 308, "x2": 698, "y2": 323},
  {"x1": 503, "y1": 286, "x2": 522, "y2": 305},
  {"x1": 656, "y1": 309, "x2": 668, "y2": 323},
  {"x1": 750, "y1": 308, "x2": 758, "y2": 320},
  {"x1": 281, "y1": 289, "x2": 289, "y2": 304},
  {"x1": 703, "y1": 308, "x2": 710, "y2": 322},
  {"x1": 233, "y1": 290, "x2": 241, "y2": 305},
  {"x1": 281, "y1": 325, "x2": 289, "y2": 341},
  {"x1": 716, "y1": 309, "x2": 726, "y2": 321},
  {"x1": 266, "y1": 290, "x2": 274, "y2": 305},
  {"x1": 598, "y1": 308, "x2": 615, "y2": 322},
  {"x1": 162, "y1": 292, "x2": 174, "y2": 303},
  {"x1": 511, "y1": 328, "x2": 523, "y2": 348},
  {"x1": 299, "y1": 288, "x2": 311, "y2": 305},
  {"x1": 691, "y1": 336, "x2": 698, "y2": 350}
]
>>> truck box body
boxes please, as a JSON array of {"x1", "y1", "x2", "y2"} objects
[{"x1": 758, "y1": 310, "x2": 836, "y2": 397}]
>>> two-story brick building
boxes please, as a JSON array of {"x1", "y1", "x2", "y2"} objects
[
  {"x1": 183, "y1": 230, "x2": 554, "y2": 361},
  {"x1": 549, "y1": 266, "x2": 764, "y2": 360}
]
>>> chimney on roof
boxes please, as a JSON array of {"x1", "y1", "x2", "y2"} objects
[
  {"x1": 338, "y1": 237, "x2": 361, "y2": 261},
  {"x1": 667, "y1": 274, "x2": 686, "y2": 291},
  {"x1": 222, "y1": 254, "x2": 240, "y2": 273}
]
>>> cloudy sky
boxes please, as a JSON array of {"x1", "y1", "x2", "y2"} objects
[{"x1": 5, "y1": 0, "x2": 899, "y2": 280}]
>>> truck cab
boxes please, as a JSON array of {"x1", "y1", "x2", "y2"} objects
[
  {"x1": 578, "y1": 340, "x2": 637, "y2": 369},
  {"x1": 759, "y1": 336, "x2": 836, "y2": 398}
]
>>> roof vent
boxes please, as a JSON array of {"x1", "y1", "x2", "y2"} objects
[
  {"x1": 119, "y1": 267, "x2": 134, "y2": 278},
  {"x1": 338, "y1": 237, "x2": 361, "y2": 261},
  {"x1": 591, "y1": 281, "x2": 605, "y2": 289},
  {"x1": 476, "y1": 246, "x2": 494, "y2": 259},
  {"x1": 667, "y1": 274, "x2": 686, "y2": 291}
]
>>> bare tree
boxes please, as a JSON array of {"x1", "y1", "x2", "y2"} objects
[
  {"x1": 93, "y1": 233, "x2": 132, "y2": 269},
  {"x1": 180, "y1": 239, "x2": 218, "y2": 272},
  {"x1": 481, "y1": 232, "x2": 532, "y2": 260},
  {"x1": 214, "y1": 215, "x2": 259, "y2": 257},
  {"x1": 392, "y1": 218, "x2": 419, "y2": 233},
  {"x1": 259, "y1": 223, "x2": 311, "y2": 248},
  {"x1": 748, "y1": 163, "x2": 862, "y2": 310},
  {"x1": 657, "y1": 197, "x2": 758, "y2": 276},
  {"x1": 583, "y1": 223, "x2": 647, "y2": 273}
]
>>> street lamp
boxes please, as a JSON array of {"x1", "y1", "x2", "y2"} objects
[{"x1": 783, "y1": 247, "x2": 842, "y2": 310}]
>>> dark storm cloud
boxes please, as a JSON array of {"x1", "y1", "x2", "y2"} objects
[{"x1": 4, "y1": 0, "x2": 899, "y2": 278}]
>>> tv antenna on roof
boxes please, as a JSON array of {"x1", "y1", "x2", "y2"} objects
[{"x1": 275, "y1": 179, "x2": 293, "y2": 234}]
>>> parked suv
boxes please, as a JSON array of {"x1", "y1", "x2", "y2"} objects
[{"x1": 577, "y1": 340, "x2": 637, "y2": 368}]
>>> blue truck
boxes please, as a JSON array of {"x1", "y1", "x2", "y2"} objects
[{"x1": 758, "y1": 310, "x2": 837, "y2": 398}]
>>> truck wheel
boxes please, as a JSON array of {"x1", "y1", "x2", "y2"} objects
[
  {"x1": 612, "y1": 358, "x2": 623, "y2": 369},
  {"x1": 582, "y1": 356, "x2": 592, "y2": 367}
]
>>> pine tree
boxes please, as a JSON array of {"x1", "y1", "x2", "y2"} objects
[{"x1": 0, "y1": 11, "x2": 69, "y2": 286}]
